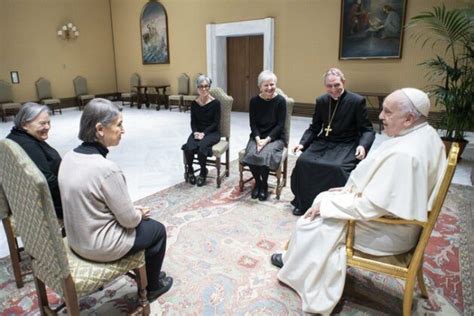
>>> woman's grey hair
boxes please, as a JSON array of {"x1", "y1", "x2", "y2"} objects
[
  {"x1": 394, "y1": 89, "x2": 424, "y2": 121},
  {"x1": 196, "y1": 75, "x2": 212, "y2": 88},
  {"x1": 79, "y1": 98, "x2": 122, "y2": 142},
  {"x1": 323, "y1": 68, "x2": 346, "y2": 83},
  {"x1": 257, "y1": 70, "x2": 277, "y2": 87},
  {"x1": 13, "y1": 102, "x2": 50, "y2": 129}
]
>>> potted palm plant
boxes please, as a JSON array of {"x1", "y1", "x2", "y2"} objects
[{"x1": 408, "y1": 5, "x2": 473, "y2": 155}]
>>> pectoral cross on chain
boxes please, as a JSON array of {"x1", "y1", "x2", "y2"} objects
[{"x1": 324, "y1": 125, "x2": 332, "y2": 137}]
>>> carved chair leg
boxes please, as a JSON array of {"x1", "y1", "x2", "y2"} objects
[
  {"x1": 133, "y1": 266, "x2": 150, "y2": 316},
  {"x1": 3, "y1": 218, "x2": 23, "y2": 288},
  {"x1": 275, "y1": 169, "x2": 282, "y2": 200},
  {"x1": 216, "y1": 157, "x2": 222, "y2": 188},
  {"x1": 239, "y1": 163, "x2": 244, "y2": 191},
  {"x1": 225, "y1": 149, "x2": 230, "y2": 177},
  {"x1": 417, "y1": 265, "x2": 429, "y2": 298},
  {"x1": 61, "y1": 275, "x2": 80, "y2": 316},
  {"x1": 403, "y1": 272, "x2": 416, "y2": 316},
  {"x1": 34, "y1": 276, "x2": 52, "y2": 316}
]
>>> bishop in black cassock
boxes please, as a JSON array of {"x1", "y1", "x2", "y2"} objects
[{"x1": 290, "y1": 89, "x2": 375, "y2": 214}]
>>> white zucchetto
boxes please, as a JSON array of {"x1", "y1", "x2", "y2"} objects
[{"x1": 401, "y1": 88, "x2": 430, "y2": 117}]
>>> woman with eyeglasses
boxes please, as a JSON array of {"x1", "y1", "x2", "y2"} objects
[
  {"x1": 241, "y1": 70, "x2": 287, "y2": 201},
  {"x1": 290, "y1": 68, "x2": 375, "y2": 216},
  {"x1": 182, "y1": 75, "x2": 221, "y2": 187},
  {"x1": 6, "y1": 102, "x2": 63, "y2": 219}
]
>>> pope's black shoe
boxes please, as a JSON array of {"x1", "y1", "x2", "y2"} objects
[
  {"x1": 271, "y1": 253, "x2": 284, "y2": 268},
  {"x1": 147, "y1": 276, "x2": 173, "y2": 302},
  {"x1": 292, "y1": 207, "x2": 306, "y2": 216}
]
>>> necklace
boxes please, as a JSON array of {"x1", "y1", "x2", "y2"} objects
[{"x1": 324, "y1": 98, "x2": 340, "y2": 136}]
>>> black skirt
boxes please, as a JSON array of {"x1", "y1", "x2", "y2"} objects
[
  {"x1": 181, "y1": 131, "x2": 220, "y2": 157},
  {"x1": 241, "y1": 138, "x2": 285, "y2": 171}
]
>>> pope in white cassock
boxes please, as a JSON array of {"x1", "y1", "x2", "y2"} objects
[{"x1": 271, "y1": 88, "x2": 447, "y2": 315}]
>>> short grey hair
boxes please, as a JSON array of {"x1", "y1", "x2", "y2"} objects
[
  {"x1": 196, "y1": 75, "x2": 212, "y2": 88},
  {"x1": 14, "y1": 102, "x2": 50, "y2": 129},
  {"x1": 393, "y1": 89, "x2": 424, "y2": 121},
  {"x1": 257, "y1": 70, "x2": 277, "y2": 87},
  {"x1": 323, "y1": 68, "x2": 346, "y2": 83},
  {"x1": 78, "y1": 98, "x2": 122, "y2": 142}
]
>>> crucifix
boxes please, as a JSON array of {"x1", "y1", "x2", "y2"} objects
[{"x1": 324, "y1": 125, "x2": 333, "y2": 137}]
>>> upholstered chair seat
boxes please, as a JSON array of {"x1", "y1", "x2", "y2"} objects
[
  {"x1": 121, "y1": 73, "x2": 141, "y2": 107},
  {"x1": 168, "y1": 73, "x2": 190, "y2": 111}
]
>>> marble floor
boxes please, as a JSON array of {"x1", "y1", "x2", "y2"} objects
[{"x1": 0, "y1": 105, "x2": 472, "y2": 257}]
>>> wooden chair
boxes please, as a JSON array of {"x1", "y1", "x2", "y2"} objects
[
  {"x1": 0, "y1": 139, "x2": 150, "y2": 315},
  {"x1": 168, "y1": 73, "x2": 189, "y2": 111},
  {"x1": 238, "y1": 88, "x2": 295, "y2": 199},
  {"x1": 183, "y1": 87, "x2": 233, "y2": 188},
  {"x1": 0, "y1": 80, "x2": 21, "y2": 122},
  {"x1": 346, "y1": 142, "x2": 460, "y2": 316},
  {"x1": 35, "y1": 77, "x2": 62, "y2": 115},
  {"x1": 73, "y1": 76, "x2": 94, "y2": 110},
  {"x1": 121, "y1": 73, "x2": 141, "y2": 107},
  {"x1": 0, "y1": 185, "x2": 27, "y2": 288},
  {"x1": 181, "y1": 73, "x2": 202, "y2": 112}
]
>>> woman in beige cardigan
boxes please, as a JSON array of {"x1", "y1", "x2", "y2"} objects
[{"x1": 58, "y1": 98, "x2": 172, "y2": 301}]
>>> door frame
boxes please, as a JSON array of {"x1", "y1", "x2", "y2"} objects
[{"x1": 206, "y1": 18, "x2": 274, "y2": 93}]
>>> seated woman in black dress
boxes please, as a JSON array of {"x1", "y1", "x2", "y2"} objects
[
  {"x1": 241, "y1": 70, "x2": 286, "y2": 201},
  {"x1": 182, "y1": 75, "x2": 221, "y2": 187},
  {"x1": 6, "y1": 102, "x2": 63, "y2": 218}
]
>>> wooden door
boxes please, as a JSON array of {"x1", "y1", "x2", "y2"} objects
[{"x1": 227, "y1": 35, "x2": 263, "y2": 112}]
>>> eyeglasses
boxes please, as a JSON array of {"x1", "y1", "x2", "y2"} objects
[
  {"x1": 198, "y1": 85, "x2": 210, "y2": 89},
  {"x1": 325, "y1": 83, "x2": 341, "y2": 89}
]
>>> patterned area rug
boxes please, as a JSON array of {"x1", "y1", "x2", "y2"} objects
[{"x1": 0, "y1": 158, "x2": 472, "y2": 315}]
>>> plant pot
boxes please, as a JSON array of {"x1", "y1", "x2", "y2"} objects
[{"x1": 441, "y1": 137, "x2": 468, "y2": 160}]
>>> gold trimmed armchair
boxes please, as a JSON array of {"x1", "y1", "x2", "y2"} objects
[
  {"x1": 0, "y1": 139, "x2": 150, "y2": 315},
  {"x1": 183, "y1": 87, "x2": 233, "y2": 188},
  {"x1": 345, "y1": 143, "x2": 459, "y2": 315},
  {"x1": 238, "y1": 88, "x2": 294, "y2": 199}
]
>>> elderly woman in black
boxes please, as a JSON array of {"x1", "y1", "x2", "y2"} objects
[
  {"x1": 182, "y1": 75, "x2": 221, "y2": 187},
  {"x1": 6, "y1": 102, "x2": 63, "y2": 218},
  {"x1": 241, "y1": 70, "x2": 286, "y2": 201}
]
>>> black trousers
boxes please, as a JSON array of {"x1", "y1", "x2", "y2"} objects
[{"x1": 127, "y1": 219, "x2": 167, "y2": 291}]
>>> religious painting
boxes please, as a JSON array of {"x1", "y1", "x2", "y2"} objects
[
  {"x1": 140, "y1": 0, "x2": 170, "y2": 64},
  {"x1": 339, "y1": 0, "x2": 407, "y2": 59}
]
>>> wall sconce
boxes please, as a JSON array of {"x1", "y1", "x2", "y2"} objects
[{"x1": 57, "y1": 22, "x2": 79, "y2": 40}]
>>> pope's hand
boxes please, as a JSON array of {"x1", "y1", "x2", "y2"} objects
[{"x1": 304, "y1": 202, "x2": 321, "y2": 221}]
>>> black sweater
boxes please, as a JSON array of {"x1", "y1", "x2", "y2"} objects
[{"x1": 249, "y1": 94, "x2": 287, "y2": 141}]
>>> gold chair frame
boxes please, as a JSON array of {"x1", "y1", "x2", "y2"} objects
[{"x1": 346, "y1": 142, "x2": 459, "y2": 315}]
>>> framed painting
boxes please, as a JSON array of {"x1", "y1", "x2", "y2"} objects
[
  {"x1": 339, "y1": 0, "x2": 407, "y2": 60},
  {"x1": 140, "y1": 0, "x2": 170, "y2": 64}
]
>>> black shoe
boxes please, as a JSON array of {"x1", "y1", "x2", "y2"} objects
[
  {"x1": 271, "y1": 253, "x2": 283, "y2": 268},
  {"x1": 188, "y1": 173, "x2": 196, "y2": 185},
  {"x1": 292, "y1": 207, "x2": 306, "y2": 216},
  {"x1": 258, "y1": 184, "x2": 268, "y2": 201},
  {"x1": 196, "y1": 175, "x2": 206, "y2": 187},
  {"x1": 159, "y1": 271, "x2": 166, "y2": 280},
  {"x1": 147, "y1": 276, "x2": 173, "y2": 302},
  {"x1": 251, "y1": 184, "x2": 260, "y2": 199}
]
